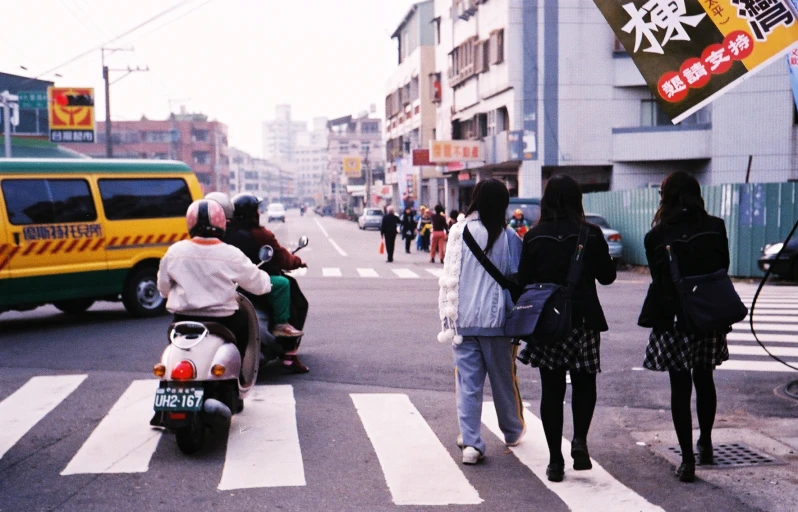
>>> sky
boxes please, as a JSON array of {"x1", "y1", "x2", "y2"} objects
[{"x1": 0, "y1": 0, "x2": 419, "y2": 157}]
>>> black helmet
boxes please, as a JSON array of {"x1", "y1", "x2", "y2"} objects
[{"x1": 232, "y1": 193, "x2": 261, "y2": 224}]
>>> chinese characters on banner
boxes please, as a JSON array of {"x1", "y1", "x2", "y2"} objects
[
  {"x1": 789, "y1": 0, "x2": 798, "y2": 110},
  {"x1": 593, "y1": 0, "x2": 798, "y2": 123},
  {"x1": 429, "y1": 140, "x2": 484, "y2": 163}
]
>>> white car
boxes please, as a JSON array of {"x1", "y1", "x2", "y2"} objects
[{"x1": 266, "y1": 203, "x2": 286, "y2": 223}]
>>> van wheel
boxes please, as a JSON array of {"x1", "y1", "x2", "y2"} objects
[
  {"x1": 123, "y1": 267, "x2": 165, "y2": 317},
  {"x1": 53, "y1": 299, "x2": 95, "y2": 315}
]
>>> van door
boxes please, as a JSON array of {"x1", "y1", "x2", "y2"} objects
[
  {"x1": 0, "y1": 191, "x2": 11, "y2": 305},
  {"x1": 0, "y1": 177, "x2": 109, "y2": 307}
]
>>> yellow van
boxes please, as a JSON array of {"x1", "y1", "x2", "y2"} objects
[{"x1": 0, "y1": 159, "x2": 203, "y2": 317}]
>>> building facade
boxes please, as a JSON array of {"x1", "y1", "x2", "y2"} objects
[
  {"x1": 229, "y1": 147, "x2": 291, "y2": 203},
  {"x1": 430, "y1": 0, "x2": 798, "y2": 204},
  {"x1": 326, "y1": 114, "x2": 384, "y2": 213},
  {"x1": 60, "y1": 109, "x2": 230, "y2": 193},
  {"x1": 261, "y1": 104, "x2": 306, "y2": 164},
  {"x1": 294, "y1": 117, "x2": 329, "y2": 205}
]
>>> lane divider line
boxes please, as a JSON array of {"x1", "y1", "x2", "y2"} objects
[{"x1": 314, "y1": 218, "x2": 347, "y2": 257}]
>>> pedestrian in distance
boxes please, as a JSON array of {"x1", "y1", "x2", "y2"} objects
[
  {"x1": 515, "y1": 174, "x2": 616, "y2": 483},
  {"x1": 637, "y1": 171, "x2": 731, "y2": 483},
  {"x1": 380, "y1": 205, "x2": 400, "y2": 262},
  {"x1": 400, "y1": 206, "x2": 417, "y2": 254},
  {"x1": 448, "y1": 209, "x2": 459, "y2": 230},
  {"x1": 419, "y1": 208, "x2": 433, "y2": 252},
  {"x1": 429, "y1": 204, "x2": 448, "y2": 264},
  {"x1": 415, "y1": 205, "x2": 427, "y2": 251},
  {"x1": 438, "y1": 178, "x2": 526, "y2": 465}
]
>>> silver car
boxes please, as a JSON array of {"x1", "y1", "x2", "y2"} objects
[
  {"x1": 358, "y1": 208, "x2": 384, "y2": 230},
  {"x1": 586, "y1": 213, "x2": 623, "y2": 262}
]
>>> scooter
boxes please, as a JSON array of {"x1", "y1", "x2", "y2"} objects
[{"x1": 150, "y1": 246, "x2": 277, "y2": 454}]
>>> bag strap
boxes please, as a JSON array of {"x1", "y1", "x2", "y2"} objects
[
  {"x1": 564, "y1": 224, "x2": 590, "y2": 296},
  {"x1": 463, "y1": 225, "x2": 514, "y2": 290},
  {"x1": 663, "y1": 233, "x2": 682, "y2": 283}
]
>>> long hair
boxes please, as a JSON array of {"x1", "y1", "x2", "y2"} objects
[
  {"x1": 652, "y1": 171, "x2": 707, "y2": 229},
  {"x1": 539, "y1": 174, "x2": 585, "y2": 224},
  {"x1": 465, "y1": 178, "x2": 510, "y2": 254}
]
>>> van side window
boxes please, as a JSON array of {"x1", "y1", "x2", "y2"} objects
[
  {"x1": 98, "y1": 178, "x2": 192, "y2": 220},
  {"x1": 2, "y1": 179, "x2": 97, "y2": 225}
]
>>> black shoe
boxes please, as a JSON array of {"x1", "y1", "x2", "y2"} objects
[
  {"x1": 676, "y1": 461, "x2": 696, "y2": 482},
  {"x1": 430, "y1": 258, "x2": 435, "y2": 263},
  {"x1": 571, "y1": 439, "x2": 593, "y2": 471},
  {"x1": 696, "y1": 438, "x2": 715, "y2": 465},
  {"x1": 546, "y1": 462, "x2": 565, "y2": 482}
]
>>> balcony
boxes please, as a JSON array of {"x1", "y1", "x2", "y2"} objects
[{"x1": 612, "y1": 124, "x2": 712, "y2": 162}]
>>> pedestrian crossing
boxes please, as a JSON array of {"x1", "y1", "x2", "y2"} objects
[
  {"x1": 287, "y1": 267, "x2": 444, "y2": 279},
  {"x1": 1, "y1": 375, "x2": 663, "y2": 510},
  {"x1": 721, "y1": 284, "x2": 798, "y2": 373}
]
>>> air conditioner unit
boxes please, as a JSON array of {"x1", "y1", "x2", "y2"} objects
[
  {"x1": 465, "y1": 0, "x2": 478, "y2": 15},
  {"x1": 457, "y1": 1, "x2": 470, "y2": 20}
]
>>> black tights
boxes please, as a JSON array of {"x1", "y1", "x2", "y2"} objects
[
  {"x1": 539, "y1": 368, "x2": 597, "y2": 464},
  {"x1": 669, "y1": 369, "x2": 717, "y2": 463}
]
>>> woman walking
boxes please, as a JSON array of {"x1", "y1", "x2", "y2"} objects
[
  {"x1": 516, "y1": 175, "x2": 616, "y2": 482},
  {"x1": 638, "y1": 171, "x2": 730, "y2": 483},
  {"x1": 438, "y1": 179, "x2": 526, "y2": 465},
  {"x1": 400, "y1": 206, "x2": 417, "y2": 254}
]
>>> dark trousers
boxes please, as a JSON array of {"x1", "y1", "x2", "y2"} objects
[
  {"x1": 404, "y1": 235, "x2": 412, "y2": 253},
  {"x1": 174, "y1": 310, "x2": 250, "y2": 357},
  {"x1": 384, "y1": 234, "x2": 397, "y2": 261}
]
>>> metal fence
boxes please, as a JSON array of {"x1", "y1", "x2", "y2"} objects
[{"x1": 583, "y1": 183, "x2": 798, "y2": 278}]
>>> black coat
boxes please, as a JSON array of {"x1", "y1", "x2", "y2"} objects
[
  {"x1": 638, "y1": 212, "x2": 730, "y2": 329},
  {"x1": 400, "y1": 212, "x2": 416, "y2": 238},
  {"x1": 517, "y1": 219, "x2": 616, "y2": 331},
  {"x1": 380, "y1": 213, "x2": 400, "y2": 238}
]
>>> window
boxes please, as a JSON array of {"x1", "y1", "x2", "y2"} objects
[
  {"x1": 244, "y1": 183, "x2": 259, "y2": 191},
  {"x1": 410, "y1": 76, "x2": 420, "y2": 101},
  {"x1": 338, "y1": 141, "x2": 349, "y2": 152},
  {"x1": 429, "y1": 72, "x2": 442, "y2": 103},
  {"x1": 196, "y1": 173, "x2": 212, "y2": 186},
  {"x1": 193, "y1": 151, "x2": 211, "y2": 165},
  {"x1": 244, "y1": 171, "x2": 259, "y2": 180},
  {"x1": 474, "y1": 40, "x2": 489, "y2": 73},
  {"x1": 489, "y1": 29, "x2": 504, "y2": 64},
  {"x1": 191, "y1": 130, "x2": 209, "y2": 142},
  {"x1": 361, "y1": 142, "x2": 370, "y2": 152},
  {"x1": 144, "y1": 131, "x2": 174, "y2": 143},
  {"x1": 98, "y1": 178, "x2": 192, "y2": 221},
  {"x1": 640, "y1": 99, "x2": 671, "y2": 126},
  {"x1": 2, "y1": 179, "x2": 96, "y2": 225}
]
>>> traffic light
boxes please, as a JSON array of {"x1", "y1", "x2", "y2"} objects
[{"x1": 53, "y1": 93, "x2": 94, "y2": 107}]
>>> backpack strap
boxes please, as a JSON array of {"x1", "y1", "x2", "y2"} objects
[
  {"x1": 564, "y1": 224, "x2": 590, "y2": 296},
  {"x1": 662, "y1": 233, "x2": 683, "y2": 283},
  {"x1": 463, "y1": 225, "x2": 514, "y2": 290}
]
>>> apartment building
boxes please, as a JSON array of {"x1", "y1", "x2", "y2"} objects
[
  {"x1": 295, "y1": 117, "x2": 329, "y2": 205},
  {"x1": 60, "y1": 109, "x2": 230, "y2": 193},
  {"x1": 385, "y1": 0, "x2": 442, "y2": 209},
  {"x1": 432, "y1": 0, "x2": 798, "y2": 201},
  {"x1": 326, "y1": 114, "x2": 384, "y2": 212},
  {"x1": 229, "y1": 146, "x2": 293, "y2": 204},
  {"x1": 261, "y1": 104, "x2": 307, "y2": 163}
]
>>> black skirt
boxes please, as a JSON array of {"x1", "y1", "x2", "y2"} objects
[
  {"x1": 520, "y1": 323, "x2": 601, "y2": 373},
  {"x1": 643, "y1": 328, "x2": 729, "y2": 371}
]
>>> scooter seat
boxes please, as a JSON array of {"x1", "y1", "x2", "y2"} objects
[{"x1": 169, "y1": 322, "x2": 236, "y2": 344}]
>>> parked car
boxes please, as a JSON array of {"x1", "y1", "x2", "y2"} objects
[
  {"x1": 358, "y1": 208, "x2": 384, "y2": 230},
  {"x1": 505, "y1": 197, "x2": 541, "y2": 225},
  {"x1": 758, "y1": 236, "x2": 798, "y2": 280},
  {"x1": 266, "y1": 202, "x2": 286, "y2": 222},
  {"x1": 585, "y1": 213, "x2": 623, "y2": 262}
]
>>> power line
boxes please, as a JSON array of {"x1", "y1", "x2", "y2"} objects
[{"x1": 123, "y1": 0, "x2": 218, "y2": 46}]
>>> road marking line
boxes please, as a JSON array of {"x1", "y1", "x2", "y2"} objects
[
  {"x1": 62, "y1": 380, "x2": 161, "y2": 474},
  {"x1": 218, "y1": 385, "x2": 305, "y2": 490},
  {"x1": 351, "y1": 393, "x2": 482, "y2": 506},
  {"x1": 392, "y1": 268, "x2": 419, "y2": 279},
  {"x1": 357, "y1": 268, "x2": 379, "y2": 278},
  {"x1": 732, "y1": 322, "x2": 798, "y2": 332},
  {"x1": 743, "y1": 304, "x2": 798, "y2": 310},
  {"x1": 322, "y1": 267, "x2": 342, "y2": 277},
  {"x1": 313, "y1": 218, "x2": 329, "y2": 237},
  {"x1": 286, "y1": 267, "x2": 308, "y2": 277},
  {"x1": 728, "y1": 345, "x2": 798, "y2": 357},
  {"x1": 0, "y1": 375, "x2": 87, "y2": 461},
  {"x1": 727, "y1": 332, "x2": 798, "y2": 343},
  {"x1": 719, "y1": 360, "x2": 798, "y2": 372},
  {"x1": 742, "y1": 315, "x2": 798, "y2": 323},
  {"x1": 482, "y1": 403, "x2": 665, "y2": 512},
  {"x1": 426, "y1": 268, "x2": 444, "y2": 278}
]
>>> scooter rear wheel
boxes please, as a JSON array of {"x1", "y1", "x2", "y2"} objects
[{"x1": 176, "y1": 422, "x2": 205, "y2": 454}]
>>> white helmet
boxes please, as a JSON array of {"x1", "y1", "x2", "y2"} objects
[{"x1": 205, "y1": 192, "x2": 234, "y2": 220}]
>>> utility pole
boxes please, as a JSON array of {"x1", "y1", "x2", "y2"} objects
[
  {"x1": 102, "y1": 47, "x2": 147, "y2": 158},
  {"x1": 1, "y1": 91, "x2": 19, "y2": 158},
  {"x1": 364, "y1": 145, "x2": 371, "y2": 207}
]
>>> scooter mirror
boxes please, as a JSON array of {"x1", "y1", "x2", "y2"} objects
[
  {"x1": 297, "y1": 236, "x2": 309, "y2": 248},
  {"x1": 258, "y1": 245, "x2": 274, "y2": 263}
]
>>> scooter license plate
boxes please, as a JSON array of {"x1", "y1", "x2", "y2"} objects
[{"x1": 153, "y1": 387, "x2": 204, "y2": 412}]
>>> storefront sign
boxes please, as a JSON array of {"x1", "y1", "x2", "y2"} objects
[
  {"x1": 47, "y1": 87, "x2": 95, "y2": 142},
  {"x1": 594, "y1": 0, "x2": 798, "y2": 123},
  {"x1": 430, "y1": 140, "x2": 483, "y2": 163}
]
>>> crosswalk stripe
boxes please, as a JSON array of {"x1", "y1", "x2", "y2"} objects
[
  {"x1": 351, "y1": 393, "x2": 482, "y2": 506},
  {"x1": 62, "y1": 380, "x2": 161, "y2": 475},
  {"x1": 481, "y1": 403, "x2": 665, "y2": 512},
  {"x1": 426, "y1": 268, "x2": 444, "y2": 278},
  {"x1": 728, "y1": 344, "x2": 798, "y2": 357},
  {"x1": 322, "y1": 267, "x2": 342, "y2": 277},
  {"x1": 742, "y1": 315, "x2": 798, "y2": 323},
  {"x1": 357, "y1": 268, "x2": 379, "y2": 278},
  {"x1": 286, "y1": 267, "x2": 308, "y2": 277},
  {"x1": 742, "y1": 304, "x2": 798, "y2": 310},
  {"x1": 719, "y1": 360, "x2": 798, "y2": 372},
  {"x1": 0, "y1": 375, "x2": 87, "y2": 461},
  {"x1": 732, "y1": 322, "x2": 798, "y2": 332},
  {"x1": 392, "y1": 268, "x2": 419, "y2": 279},
  {"x1": 218, "y1": 385, "x2": 305, "y2": 490},
  {"x1": 727, "y1": 332, "x2": 798, "y2": 343}
]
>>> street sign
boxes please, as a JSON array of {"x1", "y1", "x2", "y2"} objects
[
  {"x1": 47, "y1": 87, "x2": 96, "y2": 143},
  {"x1": 17, "y1": 91, "x2": 48, "y2": 110}
]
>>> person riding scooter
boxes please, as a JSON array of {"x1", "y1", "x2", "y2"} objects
[
  {"x1": 156, "y1": 199, "x2": 271, "y2": 359},
  {"x1": 226, "y1": 193, "x2": 310, "y2": 373}
]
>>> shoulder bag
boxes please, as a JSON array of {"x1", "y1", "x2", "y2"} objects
[
  {"x1": 664, "y1": 236, "x2": 748, "y2": 334},
  {"x1": 503, "y1": 224, "x2": 589, "y2": 347}
]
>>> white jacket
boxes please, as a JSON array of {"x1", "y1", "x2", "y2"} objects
[{"x1": 157, "y1": 238, "x2": 271, "y2": 317}]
